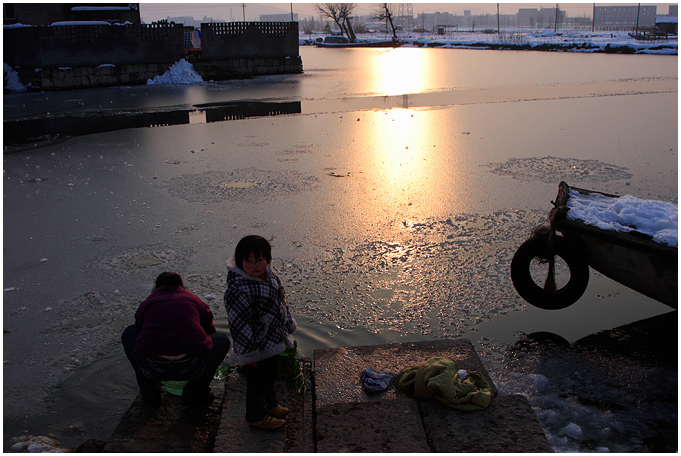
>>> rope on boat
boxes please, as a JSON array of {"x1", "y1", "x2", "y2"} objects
[{"x1": 527, "y1": 183, "x2": 570, "y2": 292}]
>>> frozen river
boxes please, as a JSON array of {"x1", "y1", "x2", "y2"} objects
[{"x1": 3, "y1": 47, "x2": 677, "y2": 451}]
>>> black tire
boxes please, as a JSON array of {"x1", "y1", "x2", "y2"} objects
[{"x1": 511, "y1": 234, "x2": 590, "y2": 310}]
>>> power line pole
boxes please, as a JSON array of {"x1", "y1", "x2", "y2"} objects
[
  {"x1": 497, "y1": 3, "x2": 500, "y2": 34},
  {"x1": 591, "y1": 3, "x2": 595, "y2": 32},
  {"x1": 242, "y1": 3, "x2": 246, "y2": 22}
]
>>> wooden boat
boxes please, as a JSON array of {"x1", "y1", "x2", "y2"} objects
[
  {"x1": 313, "y1": 36, "x2": 402, "y2": 48},
  {"x1": 511, "y1": 182, "x2": 677, "y2": 310}
]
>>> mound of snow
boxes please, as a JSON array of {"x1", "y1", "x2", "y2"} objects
[
  {"x1": 567, "y1": 190, "x2": 678, "y2": 247},
  {"x1": 4, "y1": 63, "x2": 26, "y2": 92},
  {"x1": 147, "y1": 59, "x2": 203, "y2": 86}
]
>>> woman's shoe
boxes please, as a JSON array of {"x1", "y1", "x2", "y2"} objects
[
  {"x1": 268, "y1": 404, "x2": 290, "y2": 417},
  {"x1": 249, "y1": 416, "x2": 285, "y2": 430}
]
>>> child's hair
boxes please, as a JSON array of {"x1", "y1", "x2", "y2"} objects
[
  {"x1": 155, "y1": 272, "x2": 184, "y2": 288},
  {"x1": 234, "y1": 235, "x2": 272, "y2": 269}
]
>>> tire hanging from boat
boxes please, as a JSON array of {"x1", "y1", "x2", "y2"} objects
[{"x1": 511, "y1": 233, "x2": 590, "y2": 310}]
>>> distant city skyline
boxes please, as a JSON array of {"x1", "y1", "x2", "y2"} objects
[{"x1": 140, "y1": 2, "x2": 676, "y2": 23}]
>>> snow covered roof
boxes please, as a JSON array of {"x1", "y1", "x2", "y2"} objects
[
  {"x1": 50, "y1": 21, "x2": 112, "y2": 27},
  {"x1": 656, "y1": 16, "x2": 678, "y2": 23},
  {"x1": 71, "y1": 6, "x2": 132, "y2": 12}
]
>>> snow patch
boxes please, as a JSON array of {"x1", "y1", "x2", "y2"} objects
[
  {"x1": 4, "y1": 63, "x2": 26, "y2": 92},
  {"x1": 567, "y1": 189, "x2": 678, "y2": 247},
  {"x1": 562, "y1": 422, "x2": 584, "y2": 440},
  {"x1": 147, "y1": 59, "x2": 203, "y2": 86}
]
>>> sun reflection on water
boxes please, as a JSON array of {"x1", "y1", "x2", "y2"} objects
[
  {"x1": 373, "y1": 48, "x2": 433, "y2": 96},
  {"x1": 349, "y1": 108, "x2": 468, "y2": 218}
]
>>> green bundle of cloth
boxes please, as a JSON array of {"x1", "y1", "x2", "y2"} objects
[{"x1": 396, "y1": 357, "x2": 492, "y2": 411}]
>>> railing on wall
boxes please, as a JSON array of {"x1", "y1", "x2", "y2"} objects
[
  {"x1": 4, "y1": 22, "x2": 185, "y2": 68},
  {"x1": 5, "y1": 21, "x2": 298, "y2": 69},
  {"x1": 204, "y1": 21, "x2": 297, "y2": 38},
  {"x1": 201, "y1": 21, "x2": 299, "y2": 60}
]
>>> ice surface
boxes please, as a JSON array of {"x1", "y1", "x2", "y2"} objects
[{"x1": 567, "y1": 189, "x2": 678, "y2": 247}]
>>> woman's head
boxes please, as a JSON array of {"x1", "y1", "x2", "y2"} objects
[
  {"x1": 155, "y1": 272, "x2": 184, "y2": 289},
  {"x1": 234, "y1": 235, "x2": 272, "y2": 277}
]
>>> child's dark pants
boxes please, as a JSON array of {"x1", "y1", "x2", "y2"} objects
[{"x1": 244, "y1": 354, "x2": 280, "y2": 422}]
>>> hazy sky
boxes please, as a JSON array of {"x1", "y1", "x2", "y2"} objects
[{"x1": 140, "y1": 2, "x2": 675, "y2": 23}]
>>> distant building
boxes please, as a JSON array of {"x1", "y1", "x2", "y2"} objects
[
  {"x1": 165, "y1": 15, "x2": 223, "y2": 28},
  {"x1": 3, "y1": 3, "x2": 141, "y2": 26},
  {"x1": 516, "y1": 7, "x2": 566, "y2": 28},
  {"x1": 655, "y1": 15, "x2": 677, "y2": 34},
  {"x1": 260, "y1": 13, "x2": 297, "y2": 22},
  {"x1": 668, "y1": 5, "x2": 678, "y2": 17},
  {"x1": 593, "y1": 5, "x2": 656, "y2": 29}
]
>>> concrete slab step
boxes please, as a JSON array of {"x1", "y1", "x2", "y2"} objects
[
  {"x1": 105, "y1": 340, "x2": 551, "y2": 453},
  {"x1": 313, "y1": 339, "x2": 552, "y2": 453},
  {"x1": 213, "y1": 358, "x2": 314, "y2": 453},
  {"x1": 313, "y1": 338, "x2": 497, "y2": 407},
  {"x1": 102, "y1": 380, "x2": 224, "y2": 452},
  {"x1": 316, "y1": 398, "x2": 431, "y2": 452},
  {"x1": 422, "y1": 394, "x2": 553, "y2": 452},
  {"x1": 212, "y1": 371, "x2": 288, "y2": 452}
]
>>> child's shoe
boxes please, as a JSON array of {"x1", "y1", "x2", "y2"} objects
[
  {"x1": 249, "y1": 416, "x2": 285, "y2": 430},
  {"x1": 268, "y1": 404, "x2": 290, "y2": 417}
]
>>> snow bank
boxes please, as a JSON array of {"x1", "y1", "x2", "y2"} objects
[
  {"x1": 4, "y1": 63, "x2": 26, "y2": 92},
  {"x1": 147, "y1": 59, "x2": 203, "y2": 85},
  {"x1": 567, "y1": 190, "x2": 678, "y2": 247},
  {"x1": 9, "y1": 435, "x2": 68, "y2": 452},
  {"x1": 3, "y1": 23, "x2": 30, "y2": 29},
  {"x1": 305, "y1": 30, "x2": 677, "y2": 54}
]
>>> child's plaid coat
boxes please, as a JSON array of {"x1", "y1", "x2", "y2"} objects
[{"x1": 223, "y1": 260, "x2": 297, "y2": 366}]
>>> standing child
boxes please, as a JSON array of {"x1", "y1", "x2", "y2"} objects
[{"x1": 223, "y1": 235, "x2": 297, "y2": 430}]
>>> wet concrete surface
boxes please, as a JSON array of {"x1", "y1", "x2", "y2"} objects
[{"x1": 101, "y1": 380, "x2": 224, "y2": 453}]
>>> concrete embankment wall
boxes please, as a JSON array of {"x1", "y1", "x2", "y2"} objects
[{"x1": 4, "y1": 22, "x2": 302, "y2": 91}]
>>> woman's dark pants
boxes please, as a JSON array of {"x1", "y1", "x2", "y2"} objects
[{"x1": 121, "y1": 325, "x2": 230, "y2": 405}]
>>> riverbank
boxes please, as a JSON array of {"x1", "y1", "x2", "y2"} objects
[{"x1": 301, "y1": 30, "x2": 678, "y2": 54}]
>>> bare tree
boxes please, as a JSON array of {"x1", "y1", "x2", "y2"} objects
[
  {"x1": 315, "y1": 3, "x2": 357, "y2": 41},
  {"x1": 374, "y1": 3, "x2": 397, "y2": 40},
  {"x1": 337, "y1": 3, "x2": 357, "y2": 42}
]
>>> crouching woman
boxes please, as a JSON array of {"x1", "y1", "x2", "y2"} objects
[{"x1": 121, "y1": 272, "x2": 230, "y2": 407}]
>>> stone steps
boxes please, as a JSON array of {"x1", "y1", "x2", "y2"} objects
[{"x1": 104, "y1": 339, "x2": 552, "y2": 452}]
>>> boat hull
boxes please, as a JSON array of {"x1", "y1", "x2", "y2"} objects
[
  {"x1": 313, "y1": 40, "x2": 402, "y2": 48},
  {"x1": 555, "y1": 182, "x2": 678, "y2": 308}
]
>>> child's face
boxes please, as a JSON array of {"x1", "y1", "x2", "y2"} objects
[{"x1": 242, "y1": 252, "x2": 268, "y2": 278}]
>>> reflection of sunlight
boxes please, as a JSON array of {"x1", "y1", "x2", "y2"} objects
[
  {"x1": 351, "y1": 108, "x2": 464, "y2": 216},
  {"x1": 374, "y1": 49, "x2": 430, "y2": 96},
  {"x1": 188, "y1": 109, "x2": 206, "y2": 124}
]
